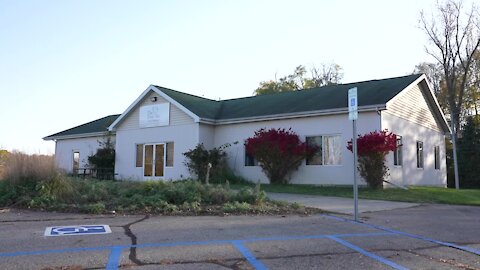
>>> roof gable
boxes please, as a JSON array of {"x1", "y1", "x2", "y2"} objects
[
  {"x1": 108, "y1": 86, "x2": 201, "y2": 130},
  {"x1": 386, "y1": 75, "x2": 450, "y2": 133},
  {"x1": 43, "y1": 114, "x2": 120, "y2": 140}
]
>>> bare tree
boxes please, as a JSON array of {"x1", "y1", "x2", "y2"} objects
[
  {"x1": 420, "y1": 0, "x2": 480, "y2": 189},
  {"x1": 308, "y1": 63, "x2": 344, "y2": 88}
]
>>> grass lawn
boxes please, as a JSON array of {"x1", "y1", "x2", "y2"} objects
[{"x1": 232, "y1": 184, "x2": 480, "y2": 206}]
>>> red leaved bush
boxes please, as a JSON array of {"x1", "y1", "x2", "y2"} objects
[
  {"x1": 347, "y1": 130, "x2": 398, "y2": 189},
  {"x1": 246, "y1": 128, "x2": 316, "y2": 184},
  {"x1": 347, "y1": 130, "x2": 397, "y2": 155}
]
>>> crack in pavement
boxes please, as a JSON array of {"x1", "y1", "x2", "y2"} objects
[
  {"x1": 121, "y1": 258, "x2": 253, "y2": 270},
  {"x1": 121, "y1": 215, "x2": 150, "y2": 266},
  {"x1": 115, "y1": 243, "x2": 478, "y2": 269}
]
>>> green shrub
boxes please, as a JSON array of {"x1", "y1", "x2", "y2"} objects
[
  {"x1": 291, "y1": 202, "x2": 304, "y2": 209},
  {"x1": 223, "y1": 201, "x2": 251, "y2": 213},
  {"x1": 81, "y1": 202, "x2": 106, "y2": 214},
  {"x1": 180, "y1": 201, "x2": 201, "y2": 212},
  {"x1": 141, "y1": 180, "x2": 167, "y2": 195},
  {"x1": 235, "y1": 184, "x2": 267, "y2": 205},
  {"x1": 183, "y1": 143, "x2": 235, "y2": 183},
  {"x1": 200, "y1": 184, "x2": 234, "y2": 204},
  {"x1": 38, "y1": 174, "x2": 75, "y2": 202},
  {"x1": 161, "y1": 181, "x2": 202, "y2": 204},
  {"x1": 0, "y1": 181, "x2": 17, "y2": 206},
  {"x1": 209, "y1": 167, "x2": 251, "y2": 185}
]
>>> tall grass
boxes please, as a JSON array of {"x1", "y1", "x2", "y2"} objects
[
  {"x1": 2, "y1": 152, "x2": 59, "y2": 183},
  {"x1": 0, "y1": 151, "x2": 74, "y2": 205}
]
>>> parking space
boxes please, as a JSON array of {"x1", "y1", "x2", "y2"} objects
[{"x1": 0, "y1": 205, "x2": 479, "y2": 269}]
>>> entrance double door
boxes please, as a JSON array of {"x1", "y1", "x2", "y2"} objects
[{"x1": 143, "y1": 144, "x2": 164, "y2": 178}]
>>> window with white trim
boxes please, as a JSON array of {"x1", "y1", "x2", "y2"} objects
[
  {"x1": 166, "y1": 142, "x2": 174, "y2": 167},
  {"x1": 135, "y1": 144, "x2": 143, "y2": 167},
  {"x1": 306, "y1": 135, "x2": 342, "y2": 165},
  {"x1": 434, "y1": 145, "x2": 440, "y2": 170},
  {"x1": 73, "y1": 151, "x2": 80, "y2": 172},
  {"x1": 417, "y1": 141, "x2": 424, "y2": 168},
  {"x1": 394, "y1": 135, "x2": 402, "y2": 166}
]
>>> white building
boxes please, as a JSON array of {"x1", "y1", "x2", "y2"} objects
[{"x1": 44, "y1": 74, "x2": 449, "y2": 186}]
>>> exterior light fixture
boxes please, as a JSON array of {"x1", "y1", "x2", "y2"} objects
[{"x1": 151, "y1": 97, "x2": 158, "y2": 102}]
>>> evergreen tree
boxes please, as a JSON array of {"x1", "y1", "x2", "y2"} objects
[{"x1": 458, "y1": 115, "x2": 480, "y2": 188}]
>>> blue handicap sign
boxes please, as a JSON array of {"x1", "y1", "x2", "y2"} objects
[
  {"x1": 45, "y1": 225, "x2": 111, "y2": 236},
  {"x1": 350, "y1": 98, "x2": 356, "y2": 106}
]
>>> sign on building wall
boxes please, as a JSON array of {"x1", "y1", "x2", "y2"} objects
[{"x1": 139, "y1": 103, "x2": 170, "y2": 128}]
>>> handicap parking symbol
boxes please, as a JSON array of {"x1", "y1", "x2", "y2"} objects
[{"x1": 45, "y1": 225, "x2": 112, "y2": 236}]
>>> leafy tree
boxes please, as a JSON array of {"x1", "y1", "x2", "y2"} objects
[
  {"x1": 420, "y1": 0, "x2": 480, "y2": 189},
  {"x1": 245, "y1": 128, "x2": 315, "y2": 184},
  {"x1": 458, "y1": 115, "x2": 480, "y2": 188},
  {"x1": 88, "y1": 135, "x2": 115, "y2": 178},
  {"x1": 413, "y1": 62, "x2": 446, "y2": 108},
  {"x1": 465, "y1": 51, "x2": 480, "y2": 115},
  {"x1": 347, "y1": 130, "x2": 398, "y2": 189},
  {"x1": 414, "y1": 56, "x2": 480, "y2": 122},
  {"x1": 254, "y1": 63, "x2": 343, "y2": 95},
  {"x1": 183, "y1": 143, "x2": 230, "y2": 183},
  {"x1": 0, "y1": 149, "x2": 8, "y2": 165},
  {"x1": 0, "y1": 149, "x2": 9, "y2": 179}
]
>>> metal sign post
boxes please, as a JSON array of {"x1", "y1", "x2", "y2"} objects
[{"x1": 348, "y1": 87, "x2": 359, "y2": 222}]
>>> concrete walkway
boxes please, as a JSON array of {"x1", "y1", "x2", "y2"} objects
[{"x1": 267, "y1": 192, "x2": 419, "y2": 215}]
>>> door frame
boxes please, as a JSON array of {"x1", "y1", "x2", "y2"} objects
[{"x1": 143, "y1": 143, "x2": 166, "y2": 179}]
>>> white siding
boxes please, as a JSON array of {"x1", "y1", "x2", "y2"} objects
[
  {"x1": 382, "y1": 111, "x2": 446, "y2": 186},
  {"x1": 55, "y1": 136, "x2": 105, "y2": 173},
  {"x1": 115, "y1": 124, "x2": 198, "y2": 180},
  {"x1": 213, "y1": 112, "x2": 381, "y2": 185},
  {"x1": 387, "y1": 84, "x2": 442, "y2": 132},
  {"x1": 199, "y1": 124, "x2": 215, "y2": 149},
  {"x1": 117, "y1": 91, "x2": 193, "y2": 130}
]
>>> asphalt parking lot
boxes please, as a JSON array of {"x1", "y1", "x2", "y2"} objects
[{"x1": 0, "y1": 204, "x2": 479, "y2": 270}]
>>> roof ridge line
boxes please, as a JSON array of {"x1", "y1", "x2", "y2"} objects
[{"x1": 153, "y1": 85, "x2": 220, "y2": 103}]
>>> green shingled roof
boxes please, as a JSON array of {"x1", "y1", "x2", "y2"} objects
[
  {"x1": 46, "y1": 74, "x2": 424, "y2": 139},
  {"x1": 156, "y1": 74, "x2": 422, "y2": 120},
  {"x1": 44, "y1": 114, "x2": 120, "y2": 139}
]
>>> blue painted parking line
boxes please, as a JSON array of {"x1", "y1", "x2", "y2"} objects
[
  {"x1": 321, "y1": 214, "x2": 480, "y2": 256},
  {"x1": 366, "y1": 223, "x2": 480, "y2": 256},
  {"x1": 328, "y1": 236, "x2": 410, "y2": 270},
  {"x1": 0, "y1": 232, "x2": 398, "y2": 269},
  {"x1": 106, "y1": 246, "x2": 123, "y2": 270},
  {"x1": 238, "y1": 232, "x2": 396, "y2": 243},
  {"x1": 232, "y1": 240, "x2": 268, "y2": 270}
]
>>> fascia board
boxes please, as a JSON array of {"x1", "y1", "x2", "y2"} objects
[
  {"x1": 108, "y1": 86, "x2": 155, "y2": 131},
  {"x1": 151, "y1": 86, "x2": 201, "y2": 123},
  {"x1": 199, "y1": 105, "x2": 386, "y2": 125},
  {"x1": 43, "y1": 131, "x2": 114, "y2": 141}
]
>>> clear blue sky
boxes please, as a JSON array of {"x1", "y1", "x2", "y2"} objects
[{"x1": 0, "y1": 0, "x2": 444, "y2": 154}]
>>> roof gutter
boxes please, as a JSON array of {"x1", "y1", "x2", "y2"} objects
[
  {"x1": 198, "y1": 104, "x2": 387, "y2": 125},
  {"x1": 43, "y1": 131, "x2": 115, "y2": 141}
]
